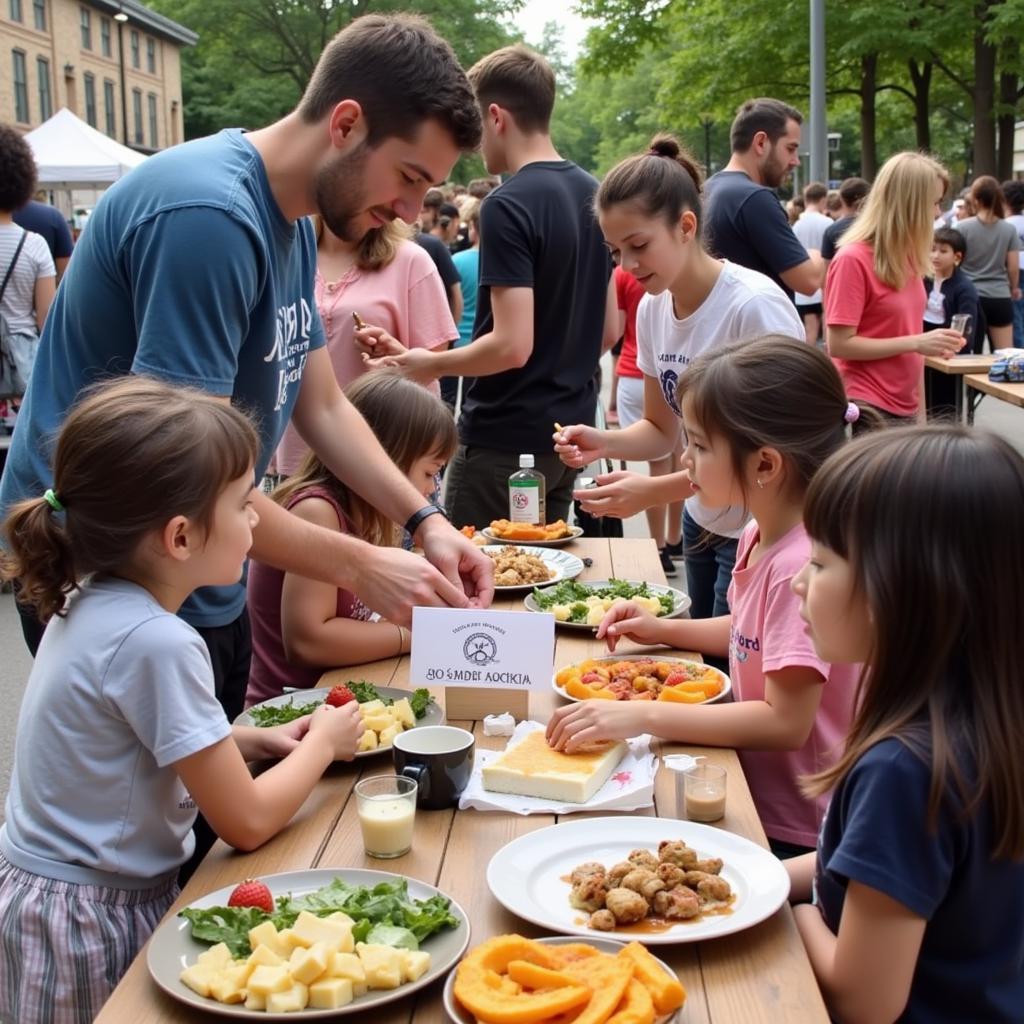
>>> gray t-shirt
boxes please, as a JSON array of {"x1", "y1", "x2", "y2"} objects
[
  {"x1": 955, "y1": 217, "x2": 1021, "y2": 298},
  {"x1": 0, "y1": 577, "x2": 230, "y2": 888}
]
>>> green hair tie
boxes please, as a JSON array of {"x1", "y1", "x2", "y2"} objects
[{"x1": 43, "y1": 488, "x2": 64, "y2": 513}]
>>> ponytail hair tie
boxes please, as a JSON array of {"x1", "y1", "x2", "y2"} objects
[
  {"x1": 844, "y1": 402, "x2": 860, "y2": 425},
  {"x1": 43, "y1": 488, "x2": 64, "y2": 512}
]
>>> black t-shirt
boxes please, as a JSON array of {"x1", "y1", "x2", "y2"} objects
[
  {"x1": 12, "y1": 200, "x2": 73, "y2": 262},
  {"x1": 415, "y1": 232, "x2": 460, "y2": 291},
  {"x1": 461, "y1": 161, "x2": 611, "y2": 452},
  {"x1": 821, "y1": 214, "x2": 855, "y2": 260},
  {"x1": 703, "y1": 170, "x2": 808, "y2": 299}
]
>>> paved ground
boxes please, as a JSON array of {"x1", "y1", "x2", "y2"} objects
[{"x1": 1, "y1": 367, "x2": 1021, "y2": 822}]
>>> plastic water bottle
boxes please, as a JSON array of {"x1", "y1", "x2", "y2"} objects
[{"x1": 508, "y1": 454, "x2": 546, "y2": 525}]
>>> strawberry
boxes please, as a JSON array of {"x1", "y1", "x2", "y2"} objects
[
  {"x1": 226, "y1": 878, "x2": 274, "y2": 913},
  {"x1": 325, "y1": 685, "x2": 356, "y2": 708}
]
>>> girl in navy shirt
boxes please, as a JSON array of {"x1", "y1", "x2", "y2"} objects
[{"x1": 788, "y1": 426, "x2": 1024, "y2": 1023}]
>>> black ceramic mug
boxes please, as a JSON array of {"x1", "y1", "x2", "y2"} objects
[{"x1": 392, "y1": 726, "x2": 475, "y2": 810}]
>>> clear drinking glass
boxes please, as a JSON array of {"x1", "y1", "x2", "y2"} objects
[
  {"x1": 683, "y1": 763, "x2": 727, "y2": 822},
  {"x1": 355, "y1": 775, "x2": 417, "y2": 858},
  {"x1": 951, "y1": 313, "x2": 971, "y2": 339}
]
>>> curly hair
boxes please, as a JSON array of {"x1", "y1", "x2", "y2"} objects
[{"x1": 0, "y1": 123, "x2": 37, "y2": 212}]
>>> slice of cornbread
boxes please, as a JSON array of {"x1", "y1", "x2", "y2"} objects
[{"x1": 481, "y1": 731, "x2": 627, "y2": 803}]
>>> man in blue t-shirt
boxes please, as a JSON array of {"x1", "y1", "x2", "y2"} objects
[
  {"x1": 704, "y1": 98, "x2": 824, "y2": 302},
  {"x1": 12, "y1": 199, "x2": 73, "y2": 281},
  {"x1": 0, "y1": 14, "x2": 493, "y2": 712}
]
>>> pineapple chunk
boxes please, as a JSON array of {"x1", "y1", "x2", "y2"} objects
[
  {"x1": 291, "y1": 910, "x2": 353, "y2": 952},
  {"x1": 266, "y1": 982, "x2": 309, "y2": 1013},
  {"x1": 247, "y1": 943, "x2": 284, "y2": 970},
  {"x1": 244, "y1": 990, "x2": 266, "y2": 1011},
  {"x1": 196, "y1": 942, "x2": 233, "y2": 970},
  {"x1": 249, "y1": 920, "x2": 288, "y2": 958},
  {"x1": 327, "y1": 951, "x2": 366, "y2": 982},
  {"x1": 360, "y1": 699, "x2": 386, "y2": 715},
  {"x1": 355, "y1": 943, "x2": 403, "y2": 989},
  {"x1": 377, "y1": 722, "x2": 402, "y2": 747},
  {"x1": 361, "y1": 712, "x2": 394, "y2": 734},
  {"x1": 326, "y1": 911, "x2": 354, "y2": 925},
  {"x1": 289, "y1": 941, "x2": 331, "y2": 986},
  {"x1": 247, "y1": 964, "x2": 293, "y2": 996},
  {"x1": 356, "y1": 729, "x2": 378, "y2": 752},
  {"x1": 179, "y1": 964, "x2": 215, "y2": 998},
  {"x1": 400, "y1": 949, "x2": 432, "y2": 983},
  {"x1": 391, "y1": 697, "x2": 415, "y2": 728},
  {"x1": 208, "y1": 964, "x2": 249, "y2": 1004},
  {"x1": 309, "y1": 977, "x2": 355, "y2": 1010},
  {"x1": 277, "y1": 927, "x2": 309, "y2": 951}
]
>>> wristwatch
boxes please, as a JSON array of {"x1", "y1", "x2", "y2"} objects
[{"x1": 403, "y1": 503, "x2": 448, "y2": 537}]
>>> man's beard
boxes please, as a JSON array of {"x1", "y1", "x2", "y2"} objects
[
  {"x1": 314, "y1": 142, "x2": 376, "y2": 243},
  {"x1": 762, "y1": 151, "x2": 789, "y2": 190}
]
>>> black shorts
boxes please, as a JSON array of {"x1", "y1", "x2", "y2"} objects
[
  {"x1": 797, "y1": 302, "x2": 823, "y2": 317},
  {"x1": 979, "y1": 295, "x2": 1013, "y2": 328}
]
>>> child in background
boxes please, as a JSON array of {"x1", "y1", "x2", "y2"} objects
[
  {"x1": 0, "y1": 378, "x2": 363, "y2": 1024},
  {"x1": 247, "y1": 373, "x2": 457, "y2": 705},
  {"x1": 787, "y1": 427, "x2": 1024, "y2": 1023},
  {"x1": 548, "y1": 338, "x2": 860, "y2": 857}
]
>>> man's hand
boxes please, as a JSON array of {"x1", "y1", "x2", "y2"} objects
[
  {"x1": 361, "y1": 346, "x2": 440, "y2": 385},
  {"x1": 417, "y1": 515, "x2": 495, "y2": 608},
  {"x1": 574, "y1": 470, "x2": 679, "y2": 520}
]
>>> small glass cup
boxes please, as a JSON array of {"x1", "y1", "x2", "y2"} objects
[
  {"x1": 951, "y1": 313, "x2": 972, "y2": 340},
  {"x1": 355, "y1": 775, "x2": 417, "y2": 859},
  {"x1": 683, "y1": 763, "x2": 727, "y2": 823}
]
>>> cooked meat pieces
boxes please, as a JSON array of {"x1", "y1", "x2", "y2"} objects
[
  {"x1": 588, "y1": 909, "x2": 617, "y2": 931},
  {"x1": 569, "y1": 874, "x2": 608, "y2": 912},
  {"x1": 570, "y1": 861, "x2": 607, "y2": 886},
  {"x1": 620, "y1": 867, "x2": 664, "y2": 901},
  {"x1": 682, "y1": 871, "x2": 732, "y2": 902},
  {"x1": 607, "y1": 861, "x2": 634, "y2": 885},
  {"x1": 627, "y1": 849, "x2": 660, "y2": 872},
  {"x1": 488, "y1": 547, "x2": 554, "y2": 586},
  {"x1": 605, "y1": 887, "x2": 649, "y2": 925},
  {"x1": 652, "y1": 885, "x2": 702, "y2": 920},
  {"x1": 656, "y1": 862, "x2": 686, "y2": 888},
  {"x1": 658, "y1": 839, "x2": 698, "y2": 868},
  {"x1": 693, "y1": 857, "x2": 724, "y2": 875}
]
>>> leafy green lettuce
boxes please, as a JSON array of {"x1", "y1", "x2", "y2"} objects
[
  {"x1": 247, "y1": 685, "x2": 435, "y2": 728},
  {"x1": 532, "y1": 578, "x2": 676, "y2": 621}
]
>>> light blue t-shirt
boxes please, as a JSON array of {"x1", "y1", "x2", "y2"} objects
[
  {"x1": 0, "y1": 129, "x2": 324, "y2": 628},
  {"x1": 0, "y1": 577, "x2": 231, "y2": 888},
  {"x1": 452, "y1": 247, "x2": 479, "y2": 347}
]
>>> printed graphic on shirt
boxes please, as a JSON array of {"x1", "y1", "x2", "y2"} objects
[
  {"x1": 729, "y1": 623, "x2": 760, "y2": 664},
  {"x1": 660, "y1": 368, "x2": 681, "y2": 415},
  {"x1": 265, "y1": 296, "x2": 315, "y2": 411}
]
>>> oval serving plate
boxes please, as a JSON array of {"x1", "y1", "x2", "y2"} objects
[
  {"x1": 553, "y1": 656, "x2": 731, "y2": 706},
  {"x1": 482, "y1": 525, "x2": 584, "y2": 547},
  {"x1": 525, "y1": 579, "x2": 692, "y2": 631},
  {"x1": 484, "y1": 545, "x2": 585, "y2": 593}
]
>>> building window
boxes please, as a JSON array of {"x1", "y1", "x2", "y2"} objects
[
  {"x1": 12, "y1": 50, "x2": 29, "y2": 123},
  {"x1": 9, "y1": 0, "x2": 22, "y2": 23},
  {"x1": 84, "y1": 71, "x2": 96, "y2": 127},
  {"x1": 147, "y1": 92, "x2": 158, "y2": 148},
  {"x1": 32, "y1": 0, "x2": 44, "y2": 30},
  {"x1": 146, "y1": 37, "x2": 155, "y2": 74},
  {"x1": 80, "y1": 7, "x2": 91, "y2": 49},
  {"x1": 132, "y1": 87, "x2": 142, "y2": 145},
  {"x1": 37, "y1": 56, "x2": 51, "y2": 120},
  {"x1": 100, "y1": 17, "x2": 111, "y2": 58},
  {"x1": 130, "y1": 30, "x2": 139, "y2": 69},
  {"x1": 104, "y1": 78, "x2": 115, "y2": 136}
]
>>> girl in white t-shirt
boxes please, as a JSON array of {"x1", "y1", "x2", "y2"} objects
[
  {"x1": 555, "y1": 134, "x2": 802, "y2": 619},
  {"x1": 0, "y1": 377, "x2": 363, "y2": 1024}
]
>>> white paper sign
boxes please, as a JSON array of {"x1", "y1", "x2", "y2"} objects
[{"x1": 410, "y1": 607, "x2": 555, "y2": 691}]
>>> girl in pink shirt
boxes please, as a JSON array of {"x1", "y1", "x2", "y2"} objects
[
  {"x1": 547, "y1": 337, "x2": 861, "y2": 855},
  {"x1": 247, "y1": 373, "x2": 456, "y2": 706},
  {"x1": 825, "y1": 152, "x2": 963, "y2": 421}
]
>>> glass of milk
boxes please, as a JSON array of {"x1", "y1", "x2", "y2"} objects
[
  {"x1": 683, "y1": 763, "x2": 727, "y2": 822},
  {"x1": 355, "y1": 776, "x2": 418, "y2": 858}
]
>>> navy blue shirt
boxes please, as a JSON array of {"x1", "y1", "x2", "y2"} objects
[
  {"x1": 0, "y1": 130, "x2": 323, "y2": 629},
  {"x1": 922, "y1": 267, "x2": 983, "y2": 353},
  {"x1": 703, "y1": 170, "x2": 809, "y2": 299},
  {"x1": 12, "y1": 200, "x2": 73, "y2": 262},
  {"x1": 816, "y1": 737, "x2": 1024, "y2": 1022}
]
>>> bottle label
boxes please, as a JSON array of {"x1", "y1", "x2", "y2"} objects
[{"x1": 509, "y1": 480, "x2": 540, "y2": 523}]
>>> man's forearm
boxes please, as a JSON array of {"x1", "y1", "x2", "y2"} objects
[{"x1": 422, "y1": 328, "x2": 527, "y2": 377}]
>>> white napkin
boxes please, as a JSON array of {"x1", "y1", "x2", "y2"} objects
[{"x1": 458, "y1": 720, "x2": 656, "y2": 815}]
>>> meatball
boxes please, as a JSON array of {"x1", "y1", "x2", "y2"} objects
[
  {"x1": 605, "y1": 886, "x2": 649, "y2": 925},
  {"x1": 656, "y1": 862, "x2": 685, "y2": 888},
  {"x1": 693, "y1": 857, "x2": 724, "y2": 875},
  {"x1": 588, "y1": 908, "x2": 616, "y2": 931},
  {"x1": 652, "y1": 885, "x2": 701, "y2": 920},
  {"x1": 627, "y1": 849, "x2": 659, "y2": 872},
  {"x1": 658, "y1": 839, "x2": 697, "y2": 868},
  {"x1": 606, "y1": 861, "x2": 634, "y2": 885},
  {"x1": 682, "y1": 871, "x2": 732, "y2": 903},
  {"x1": 621, "y1": 867, "x2": 658, "y2": 894},
  {"x1": 569, "y1": 874, "x2": 608, "y2": 913},
  {"x1": 570, "y1": 861, "x2": 607, "y2": 887}
]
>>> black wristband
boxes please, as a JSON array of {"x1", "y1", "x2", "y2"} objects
[{"x1": 403, "y1": 503, "x2": 447, "y2": 537}]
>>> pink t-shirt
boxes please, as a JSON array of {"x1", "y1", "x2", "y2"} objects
[
  {"x1": 276, "y1": 239, "x2": 457, "y2": 475},
  {"x1": 727, "y1": 521, "x2": 859, "y2": 847},
  {"x1": 825, "y1": 240, "x2": 925, "y2": 417},
  {"x1": 245, "y1": 485, "x2": 372, "y2": 707}
]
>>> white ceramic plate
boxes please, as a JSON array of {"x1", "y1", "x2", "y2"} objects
[
  {"x1": 524, "y1": 580, "x2": 692, "y2": 630},
  {"x1": 235, "y1": 686, "x2": 445, "y2": 759},
  {"x1": 482, "y1": 525, "x2": 585, "y2": 547},
  {"x1": 442, "y1": 935, "x2": 685, "y2": 1023},
  {"x1": 484, "y1": 545, "x2": 585, "y2": 593},
  {"x1": 486, "y1": 817, "x2": 789, "y2": 944},
  {"x1": 147, "y1": 868, "x2": 470, "y2": 1020},
  {"x1": 553, "y1": 657, "x2": 732, "y2": 706}
]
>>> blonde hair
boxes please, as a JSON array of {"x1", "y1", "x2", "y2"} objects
[
  {"x1": 840, "y1": 152, "x2": 949, "y2": 289},
  {"x1": 310, "y1": 214, "x2": 412, "y2": 273}
]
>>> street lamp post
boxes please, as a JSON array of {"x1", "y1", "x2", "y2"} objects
[
  {"x1": 115, "y1": 7, "x2": 129, "y2": 146},
  {"x1": 700, "y1": 115, "x2": 714, "y2": 176}
]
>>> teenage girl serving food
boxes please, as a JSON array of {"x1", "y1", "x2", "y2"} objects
[
  {"x1": 548, "y1": 338, "x2": 860, "y2": 858},
  {"x1": 0, "y1": 378, "x2": 363, "y2": 1024},
  {"x1": 787, "y1": 426, "x2": 1024, "y2": 1023}
]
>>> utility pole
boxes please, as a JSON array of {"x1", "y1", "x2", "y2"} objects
[
  {"x1": 809, "y1": 0, "x2": 827, "y2": 185},
  {"x1": 115, "y1": 6, "x2": 129, "y2": 146}
]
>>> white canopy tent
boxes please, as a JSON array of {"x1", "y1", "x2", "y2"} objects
[{"x1": 25, "y1": 108, "x2": 147, "y2": 188}]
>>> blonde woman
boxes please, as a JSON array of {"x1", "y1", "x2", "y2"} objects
[{"x1": 825, "y1": 153, "x2": 964, "y2": 425}]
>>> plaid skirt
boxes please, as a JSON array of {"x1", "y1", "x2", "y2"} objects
[{"x1": 0, "y1": 852, "x2": 178, "y2": 1024}]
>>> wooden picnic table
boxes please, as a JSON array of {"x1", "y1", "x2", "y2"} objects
[
  {"x1": 923, "y1": 354, "x2": 997, "y2": 423},
  {"x1": 96, "y1": 537, "x2": 828, "y2": 1024},
  {"x1": 965, "y1": 372, "x2": 1024, "y2": 413}
]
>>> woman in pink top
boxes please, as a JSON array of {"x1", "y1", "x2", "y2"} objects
[
  {"x1": 276, "y1": 216, "x2": 457, "y2": 476},
  {"x1": 825, "y1": 152, "x2": 963, "y2": 423},
  {"x1": 548, "y1": 338, "x2": 862, "y2": 856},
  {"x1": 247, "y1": 373, "x2": 457, "y2": 706}
]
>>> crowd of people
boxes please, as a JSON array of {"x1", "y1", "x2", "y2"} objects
[{"x1": 0, "y1": 12, "x2": 1022, "y2": 1024}]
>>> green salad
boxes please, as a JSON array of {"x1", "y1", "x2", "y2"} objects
[
  {"x1": 531, "y1": 578, "x2": 675, "y2": 624},
  {"x1": 180, "y1": 877, "x2": 459, "y2": 959},
  {"x1": 248, "y1": 682, "x2": 433, "y2": 728}
]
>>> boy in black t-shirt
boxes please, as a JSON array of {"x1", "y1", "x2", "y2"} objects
[{"x1": 362, "y1": 45, "x2": 615, "y2": 527}]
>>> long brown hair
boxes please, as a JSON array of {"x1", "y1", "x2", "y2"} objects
[
  {"x1": 970, "y1": 175, "x2": 1006, "y2": 218},
  {"x1": 2, "y1": 377, "x2": 259, "y2": 622},
  {"x1": 803, "y1": 426, "x2": 1024, "y2": 860},
  {"x1": 310, "y1": 214, "x2": 412, "y2": 273},
  {"x1": 273, "y1": 372, "x2": 457, "y2": 547}
]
